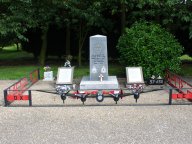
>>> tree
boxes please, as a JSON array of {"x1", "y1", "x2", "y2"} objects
[
  {"x1": 1, "y1": 0, "x2": 192, "y2": 65},
  {"x1": 66, "y1": 0, "x2": 112, "y2": 66},
  {"x1": 117, "y1": 21, "x2": 183, "y2": 78},
  {"x1": 0, "y1": 0, "x2": 112, "y2": 66},
  {"x1": 0, "y1": 0, "x2": 70, "y2": 65}
]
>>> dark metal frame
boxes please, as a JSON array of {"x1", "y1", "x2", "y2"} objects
[
  {"x1": 4, "y1": 69, "x2": 40, "y2": 106},
  {"x1": 3, "y1": 69, "x2": 192, "y2": 106},
  {"x1": 166, "y1": 70, "x2": 192, "y2": 105}
]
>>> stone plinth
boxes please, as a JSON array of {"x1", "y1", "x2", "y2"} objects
[{"x1": 80, "y1": 76, "x2": 119, "y2": 90}]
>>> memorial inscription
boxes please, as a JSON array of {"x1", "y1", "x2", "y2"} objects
[{"x1": 90, "y1": 35, "x2": 108, "y2": 81}]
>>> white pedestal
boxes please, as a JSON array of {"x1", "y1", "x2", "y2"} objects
[
  {"x1": 80, "y1": 76, "x2": 119, "y2": 90},
  {"x1": 43, "y1": 71, "x2": 54, "y2": 81}
]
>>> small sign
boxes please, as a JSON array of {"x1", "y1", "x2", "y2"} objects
[
  {"x1": 147, "y1": 79, "x2": 164, "y2": 85},
  {"x1": 126, "y1": 67, "x2": 144, "y2": 84},
  {"x1": 56, "y1": 67, "x2": 74, "y2": 84}
]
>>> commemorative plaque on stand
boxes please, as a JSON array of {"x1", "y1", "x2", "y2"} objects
[
  {"x1": 43, "y1": 71, "x2": 54, "y2": 81},
  {"x1": 125, "y1": 67, "x2": 144, "y2": 88}
]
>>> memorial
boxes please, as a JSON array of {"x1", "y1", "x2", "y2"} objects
[{"x1": 80, "y1": 35, "x2": 119, "y2": 90}]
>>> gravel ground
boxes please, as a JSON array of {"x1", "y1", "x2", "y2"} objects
[{"x1": 0, "y1": 79, "x2": 192, "y2": 144}]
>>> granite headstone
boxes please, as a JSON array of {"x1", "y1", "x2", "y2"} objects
[
  {"x1": 80, "y1": 34, "x2": 119, "y2": 90},
  {"x1": 90, "y1": 35, "x2": 108, "y2": 81}
]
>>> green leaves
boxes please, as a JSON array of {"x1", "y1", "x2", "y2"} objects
[
  {"x1": 117, "y1": 21, "x2": 184, "y2": 78},
  {"x1": 0, "y1": 0, "x2": 69, "y2": 40}
]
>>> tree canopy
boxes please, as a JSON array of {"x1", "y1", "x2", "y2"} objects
[{"x1": 0, "y1": 0, "x2": 192, "y2": 65}]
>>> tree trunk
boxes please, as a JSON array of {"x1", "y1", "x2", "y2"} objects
[
  {"x1": 78, "y1": 27, "x2": 83, "y2": 66},
  {"x1": 121, "y1": 2, "x2": 126, "y2": 35},
  {"x1": 39, "y1": 29, "x2": 48, "y2": 66},
  {"x1": 16, "y1": 42, "x2": 19, "y2": 51},
  {"x1": 78, "y1": 38, "x2": 82, "y2": 66},
  {"x1": 78, "y1": 22, "x2": 88, "y2": 66},
  {"x1": 66, "y1": 24, "x2": 71, "y2": 55}
]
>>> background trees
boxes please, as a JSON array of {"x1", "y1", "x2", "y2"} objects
[{"x1": 0, "y1": 0, "x2": 192, "y2": 66}]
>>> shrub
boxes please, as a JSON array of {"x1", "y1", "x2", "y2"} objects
[{"x1": 116, "y1": 21, "x2": 183, "y2": 78}]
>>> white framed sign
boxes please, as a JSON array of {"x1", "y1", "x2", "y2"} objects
[
  {"x1": 56, "y1": 67, "x2": 74, "y2": 84},
  {"x1": 126, "y1": 67, "x2": 144, "y2": 84},
  {"x1": 43, "y1": 71, "x2": 53, "y2": 81}
]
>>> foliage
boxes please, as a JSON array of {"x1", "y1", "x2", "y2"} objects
[
  {"x1": 117, "y1": 21, "x2": 184, "y2": 78},
  {"x1": 0, "y1": 0, "x2": 67, "y2": 38},
  {"x1": 0, "y1": 34, "x2": 15, "y2": 48},
  {"x1": 180, "y1": 54, "x2": 192, "y2": 62},
  {"x1": 65, "y1": 0, "x2": 113, "y2": 66},
  {"x1": 0, "y1": 0, "x2": 192, "y2": 65}
]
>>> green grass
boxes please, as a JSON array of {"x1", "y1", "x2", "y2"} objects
[
  {"x1": 2, "y1": 44, "x2": 18, "y2": 51},
  {"x1": 0, "y1": 44, "x2": 192, "y2": 79},
  {"x1": 0, "y1": 44, "x2": 33, "y2": 60},
  {"x1": 0, "y1": 66, "x2": 39, "y2": 80},
  {"x1": 0, "y1": 65, "x2": 125, "y2": 80}
]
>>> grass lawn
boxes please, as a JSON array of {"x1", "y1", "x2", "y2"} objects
[
  {"x1": 0, "y1": 45, "x2": 192, "y2": 80},
  {"x1": 0, "y1": 66, "x2": 39, "y2": 80},
  {"x1": 0, "y1": 45, "x2": 125, "y2": 80},
  {"x1": 0, "y1": 45, "x2": 33, "y2": 60},
  {"x1": 0, "y1": 65, "x2": 125, "y2": 80}
]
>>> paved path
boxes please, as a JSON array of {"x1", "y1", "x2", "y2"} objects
[
  {"x1": 0, "y1": 80, "x2": 192, "y2": 144},
  {"x1": 0, "y1": 105, "x2": 192, "y2": 144}
]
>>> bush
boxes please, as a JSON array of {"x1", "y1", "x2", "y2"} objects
[{"x1": 116, "y1": 21, "x2": 183, "y2": 78}]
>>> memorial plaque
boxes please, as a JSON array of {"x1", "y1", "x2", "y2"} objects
[
  {"x1": 56, "y1": 67, "x2": 74, "y2": 84},
  {"x1": 126, "y1": 67, "x2": 144, "y2": 84},
  {"x1": 90, "y1": 35, "x2": 108, "y2": 81},
  {"x1": 43, "y1": 71, "x2": 53, "y2": 81},
  {"x1": 80, "y1": 34, "x2": 119, "y2": 90}
]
